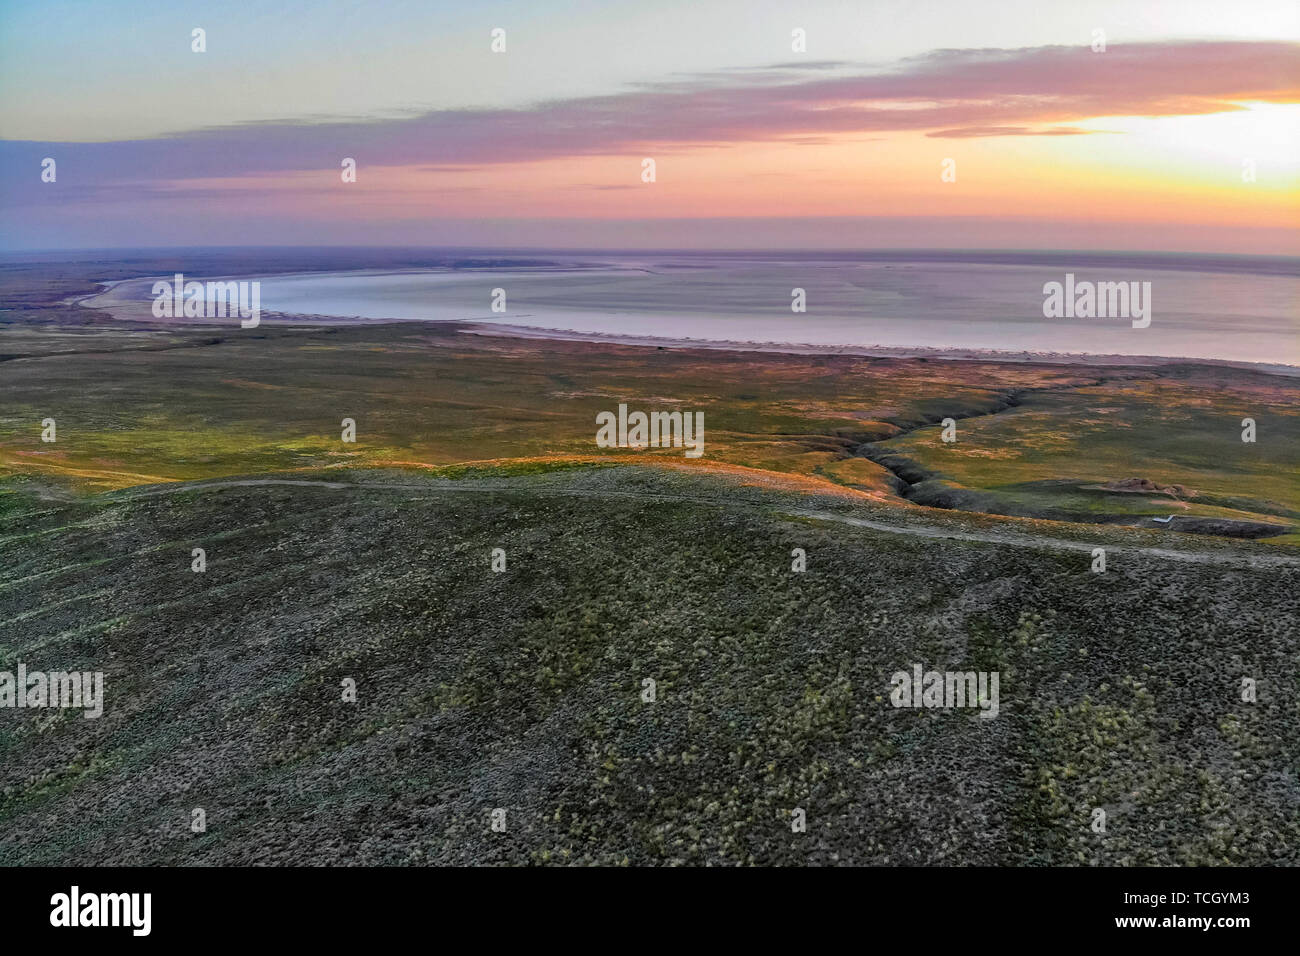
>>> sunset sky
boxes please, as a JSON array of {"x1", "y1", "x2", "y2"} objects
[{"x1": 2, "y1": 0, "x2": 1297, "y2": 252}]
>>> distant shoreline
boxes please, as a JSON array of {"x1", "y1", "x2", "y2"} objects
[
  {"x1": 70, "y1": 273, "x2": 1300, "y2": 378},
  {"x1": 453, "y1": 321, "x2": 1300, "y2": 376}
]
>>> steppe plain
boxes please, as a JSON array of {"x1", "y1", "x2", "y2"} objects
[{"x1": 1, "y1": 258, "x2": 1296, "y2": 865}]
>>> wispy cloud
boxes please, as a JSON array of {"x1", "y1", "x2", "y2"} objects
[
  {"x1": 926, "y1": 126, "x2": 1099, "y2": 138},
  {"x1": 4, "y1": 42, "x2": 1297, "y2": 189}
]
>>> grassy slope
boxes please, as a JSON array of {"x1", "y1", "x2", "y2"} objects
[
  {"x1": 877, "y1": 370, "x2": 1300, "y2": 531},
  {"x1": 0, "y1": 466, "x2": 1296, "y2": 865},
  {"x1": 0, "y1": 320, "x2": 1067, "y2": 486},
  {"x1": 3, "y1": 320, "x2": 1294, "y2": 543}
]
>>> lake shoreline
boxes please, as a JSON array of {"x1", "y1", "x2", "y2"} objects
[{"x1": 74, "y1": 275, "x2": 1300, "y2": 378}]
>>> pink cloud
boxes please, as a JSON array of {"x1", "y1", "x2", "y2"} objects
[{"x1": 2, "y1": 40, "x2": 1296, "y2": 199}]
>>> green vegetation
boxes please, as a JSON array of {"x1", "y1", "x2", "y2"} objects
[
  {"x1": 2, "y1": 267, "x2": 1296, "y2": 865},
  {"x1": 878, "y1": 371, "x2": 1299, "y2": 533},
  {"x1": 3, "y1": 306, "x2": 1293, "y2": 546},
  {"x1": 1, "y1": 466, "x2": 1294, "y2": 865}
]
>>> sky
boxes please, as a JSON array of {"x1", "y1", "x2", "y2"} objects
[{"x1": 1, "y1": 0, "x2": 1297, "y2": 252}]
